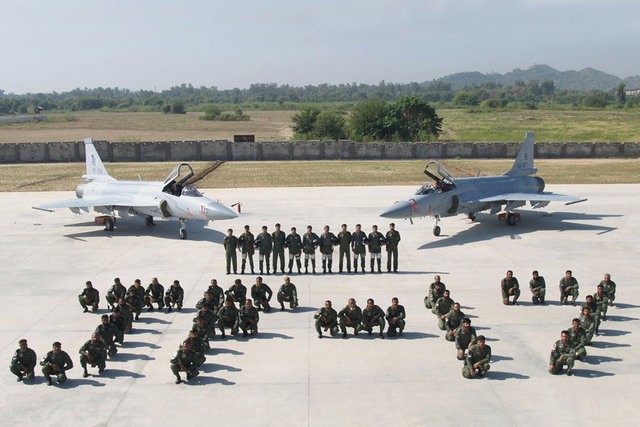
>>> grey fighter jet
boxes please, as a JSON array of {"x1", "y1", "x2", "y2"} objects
[
  {"x1": 380, "y1": 132, "x2": 586, "y2": 236},
  {"x1": 34, "y1": 138, "x2": 237, "y2": 239}
]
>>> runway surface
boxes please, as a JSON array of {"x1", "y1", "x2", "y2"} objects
[{"x1": 0, "y1": 185, "x2": 638, "y2": 426}]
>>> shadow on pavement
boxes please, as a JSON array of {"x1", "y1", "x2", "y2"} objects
[
  {"x1": 585, "y1": 355, "x2": 623, "y2": 365},
  {"x1": 397, "y1": 331, "x2": 439, "y2": 340},
  {"x1": 110, "y1": 353, "x2": 155, "y2": 362},
  {"x1": 121, "y1": 341, "x2": 161, "y2": 349},
  {"x1": 100, "y1": 368, "x2": 145, "y2": 379},
  {"x1": 599, "y1": 329, "x2": 630, "y2": 337},
  {"x1": 201, "y1": 363, "x2": 241, "y2": 373},
  {"x1": 604, "y1": 315, "x2": 638, "y2": 322},
  {"x1": 491, "y1": 355, "x2": 514, "y2": 362},
  {"x1": 589, "y1": 341, "x2": 630, "y2": 349},
  {"x1": 486, "y1": 371, "x2": 530, "y2": 380},
  {"x1": 183, "y1": 376, "x2": 235, "y2": 386},
  {"x1": 209, "y1": 348, "x2": 244, "y2": 356},
  {"x1": 571, "y1": 369, "x2": 615, "y2": 378}
]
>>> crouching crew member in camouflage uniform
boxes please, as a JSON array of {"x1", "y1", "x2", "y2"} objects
[
  {"x1": 115, "y1": 297, "x2": 133, "y2": 333},
  {"x1": 78, "y1": 280, "x2": 100, "y2": 313},
  {"x1": 385, "y1": 223, "x2": 401, "y2": 273},
  {"x1": 302, "y1": 225, "x2": 320, "y2": 274},
  {"x1": 10, "y1": 339, "x2": 37, "y2": 382},
  {"x1": 95, "y1": 314, "x2": 122, "y2": 357},
  {"x1": 224, "y1": 228, "x2": 238, "y2": 275},
  {"x1": 367, "y1": 225, "x2": 386, "y2": 273},
  {"x1": 549, "y1": 330, "x2": 575, "y2": 375},
  {"x1": 444, "y1": 302, "x2": 465, "y2": 342},
  {"x1": 559, "y1": 270, "x2": 579, "y2": 306},
  {"x1": 144, "y1": 277, "x2": 165, "y2": 311},
  {"x1": 225, "y1": 278, "x2": 247, "y2": 307},
  {"x1": 106, "y1": 277, "x2": 127, "y2": 310},
  {"x1": 79, "y1": 333, "x2": 107, "y2": 377},
  {"x1": 568, "y1": 318, "x2": 587, "y2": 362},
  {"x1": 593, "y1": 284, "x2": 609, "y2": 323},
  {"x1": 256, "y1": 225, "x2": 273, "y2": 275},
  {"x1": 277, "y1": 276, "x2": 298, "y2": 311},
  {"x1": 206, "y1": 279, "x2": 225, "y2": 311},
  {"x1": 251, "y1": 276, "x2": 273, "y2": 313},
  {"x1": 272, "y1": 223, "x2": 286, "y2": 274},
  {"x1": 600, "y1": 273, "x2": 616, "y2": 306},
  {"x1": 319, "y1": 225, "x2": 338, "y2": 274},
  {"x1": 239, "y1": 299, "x2": 260, "y2": 337},
  {"x1": 434, "y1": 290, "x2": 454, "y2": 330},
  {"x1": 337, "y1": 224, "x2": 352, "y2": 273},
  {"x1": 165, "y1": 280, "x2": 184, "y2": 312},
  {"x1": 529, "y1": 270, "x2": 546, "y2": 304},
  {"x1": 127, "y1": 279, "x2": 145, "y2": 320},
  {"x1": 40, "y1": 341, "x2": 73, "y2": 386},
  {"x1": 193, "y1": 316, "x2": 215, "y2": 349},
  {"x1": 362, "y1": 298, "x2": 386, "y2": 339},
  {"x1": 217, "y1": 299, "x2": 239, "y2": 339},
  {"x1": 315, "y1": 300, "x2": 338, "y2": 339},
  {"x1": 462, "y1": 335, "x2": 491, "y2": 379},
  {"x1": 385, "y1": 297, "x2": 406, "y2": 337},
  {"x1": 339, "y1": 298, "x2": 364, "y2": 338},
  {"x1": 185, "y1": 329, "x2": 207, "y2": 367},
  {"x1": 579, "y1": 306, "x2": 596, "y2": 345},
  {"x1": 170, "y1": 340, "x2": 199, "y2": 384},
  {"x1": 425, "y1": 275, "x2": 446, "y2": 309},
  {"x1": 238, "y1": 225, "x2": 256, "y2": 274},
  {"x1": 455, "y1": 318, "x2": 477, "y2": 360},
  {"x1": 501, "y1": 270, "x2": 520, "y2": 305},
  {"x1": 351, "y1": 224, "x2": 367, "y2": 273},
  {"x1": 285, "y1": 227, "x2": 303, "y2": 274}
]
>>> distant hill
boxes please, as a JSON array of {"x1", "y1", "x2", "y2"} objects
[{"x1": 435, "y1": 64, "x2": 640, "y2": 91}]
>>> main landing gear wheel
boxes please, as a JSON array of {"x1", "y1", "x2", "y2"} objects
[
  {"x1": 145, "y1": 216, "x2": 155, "y2": 226},
  {"x1": 179, "y1": 228, "x2": 187, "y2": 240},
  {"x1": 105, "y1": 217, "x2": 115, "y2": 232},
  {"x1": 506, "y1": 213, "x2": 516, "y2": 226},
  {"x1": 468, "y1": 212, "x2": 476, "y2": 221},
  {"x1": 433, "y1": 225, "x2": 441, "y2": 236}
]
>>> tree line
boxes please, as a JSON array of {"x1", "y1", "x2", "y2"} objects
[{"x1": 1, "y1": 80, "x2": 638, "y2": 116}]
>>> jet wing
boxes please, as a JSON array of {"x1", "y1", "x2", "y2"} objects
[
  {"x1": 33, "y1": 195, "x2": 161, "y2": 212},
  {"x1": 476, "y1": 192, "x2": 586, "y2": 205}
]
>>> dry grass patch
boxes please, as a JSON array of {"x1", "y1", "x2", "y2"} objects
[{"x1": 2, "y1": 158, "x2": 638, "y2": 192}]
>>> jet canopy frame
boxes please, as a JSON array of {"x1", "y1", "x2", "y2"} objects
[
  {"x1": 162, "y1": 163, "x2": 195, "y2": 196},
  {"x1": 415, "y1": 161, "x2": 456, "y2": 195}
]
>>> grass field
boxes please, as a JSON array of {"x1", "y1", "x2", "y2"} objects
[
  {"x1": 2, "y1": 158, "x2": 638, "y2": 192},
  {"x1": 1, "y1": 108, "x2": 640, "y2": 143}
]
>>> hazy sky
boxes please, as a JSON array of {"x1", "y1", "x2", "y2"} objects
[{"x1": 2, "y1": 0, "x2": 638, "y2": 94}]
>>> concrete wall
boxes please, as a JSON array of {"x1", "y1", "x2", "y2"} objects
[{"x1": 0, "y1": 139, "x2": 638, "y2": 163}]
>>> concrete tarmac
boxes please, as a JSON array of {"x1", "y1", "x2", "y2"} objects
[{"x1": 0, "y1": 185, "x2": 638, "y2": 426}]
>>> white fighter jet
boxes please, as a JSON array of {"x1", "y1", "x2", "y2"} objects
[
  {"x1": 380, "y1": 132, "x2": 586, "y2": 236},
  {"x1": 34, "y1": 138, "x2": 237, "y2": 239}
]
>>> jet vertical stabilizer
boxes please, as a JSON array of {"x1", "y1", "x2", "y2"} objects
[
  {"x1": 83, "y1": 138, "x2": 114, "y2": 181},
  {"x1": 507, "y1": 131, "x2": 537, "y2": 176}
]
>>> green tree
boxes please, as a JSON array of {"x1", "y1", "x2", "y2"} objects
[
  {"x1": 312, "y1": 110, "x2": 347, "y2": 139},
  {"x1": 385, "y1": 96, "x2": 443, "y2": 142},
  {"x1": 201, "y1": 105, "x2": 221, "y2": 120},
  {"x1": 349, "y1": 99, "x2": 389, "y2": 141},
  {"x1": 454, "y1": 91, "x2": 480, "y2": 106},
  {"x1": 171, "y1": 100, "x2": 186, "y2": 114},
  {"x1": 291, "y1": 107, "x2": 320, "y2": 135},
  {"x1": 616, "y1": 83, "x2": 626, "y2": 106}
]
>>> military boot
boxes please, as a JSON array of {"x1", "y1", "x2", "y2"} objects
[
  {"x1": 241, "y1": 260, "x2": 246, "y2": 274},
  {"x1": 328, "y1": 260, "x2": 333, "y2": 273}
]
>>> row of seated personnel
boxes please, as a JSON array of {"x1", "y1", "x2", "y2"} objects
[
  {"x1": 548, "y1": 280, "x2": 619, "y2": 376},
  {"x1": 9, "y1": 312, "x2": 129, "y2": 385},
  {"x1": 170, "y1": 276, "x2": 300, "y2": 384},
  {"x1": 425, "y1": 275, "x2": 491, "y2": 379},
  {"x1": 313, "y1": 297, "x2": 406, "y2": 339},
  {"x1": 223, "y1": 223, "x2": 401, "y2": 275},
  {"x1": 498, "y1": 270, "x2": 616, "y2": 307}
]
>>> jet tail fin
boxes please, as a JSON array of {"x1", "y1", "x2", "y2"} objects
[
  {"x1": 507, "y1": 132, "x2": 538, "y2": 176},
  {"x1": 82, "y1": 138, "x2": 114, "y2": 181}
]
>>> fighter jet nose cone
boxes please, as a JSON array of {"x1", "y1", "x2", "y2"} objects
[
  {"x1": 380, "y1": 200, "x2": 412, "y2": 219},
  {"x1": 208, "y1": 202, "x2": 238, "y2": 220}
]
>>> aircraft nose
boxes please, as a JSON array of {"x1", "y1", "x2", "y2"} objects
[
  {"x1": 380, "y1": 200, "x2": 412, "y2": 219},
  {"x1": 208, "y1": 202, "x2": 238, "y2": 220}
]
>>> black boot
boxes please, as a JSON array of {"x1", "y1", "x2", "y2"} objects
[
  {"x1": 328, "y1": 260, "x2": 333, "y2": 273},
  {"x1": 241, "y1": 260, "x2": 246, "y2": 274}
]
